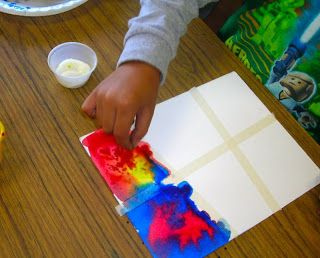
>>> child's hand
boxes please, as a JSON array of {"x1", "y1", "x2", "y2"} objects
[{"x1": 82, "y1": 61, "x2": 160, "y2": 149}]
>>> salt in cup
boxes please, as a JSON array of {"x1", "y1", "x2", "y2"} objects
[{"x1": 48, "y1": 42, "x2": 97, "y2": 88}]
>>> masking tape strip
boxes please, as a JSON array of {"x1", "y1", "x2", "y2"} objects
[
  {"x1": 231, "y1": 146, "x2": 280, "y2": 212},
  {"x1": 116, "y1": 182, "x2": 240, "y2": 237},
  {"x1": 190, "y1": 88, "x2": 230, "y2": 139},
  {"x1": 115, "y1": 87, "x2": 279, "y2": 216},
  {"x1": 116, "y1": 184, "x2": 161, "y2": 216},
  {"x1": 171, "y1": 114, "x2": 276, "y2": 183},
  {"x1": 232, "y1": 114, "x2": 276, "y2": 144},
  {"x1": 170, "y1": 143, "x2": 229, "y2": 183},
  {"x1": 190, "y1": 87, "x2": 280, "y2": 212}
]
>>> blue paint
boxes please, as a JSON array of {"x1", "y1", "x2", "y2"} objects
[
  {"x1": 151, "y1": 161, "x2": 170, "y2": 184},
  {"x1": 128, "y1": 182, "x2": 231, "y2": 258}
]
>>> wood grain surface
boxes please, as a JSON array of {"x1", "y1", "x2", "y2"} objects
[{"x1": 0, "y1": 1, "x2": 319, "y2": 257}]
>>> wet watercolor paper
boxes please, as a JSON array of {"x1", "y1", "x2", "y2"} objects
[
  {"x1": 81, "y1": 131, "x2": 232, "y2": 257},
  {"x1": 81, "y1": 72, "x2": 319, "y2": 257},
  {"x1": 81, "y1": 130, "x2": 169, "y2": 202},
  {"x1": 127, "y1": 182, "x2": 231, "y2": 258}
]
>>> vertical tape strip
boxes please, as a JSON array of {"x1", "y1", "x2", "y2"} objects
[
  {"x1": 190, "y1": 88, "x2": 280, "y2": 212},
  {"x1": 115, "y1": 87, "x2": 280, "y2": 216},
  {"x1": 231, "y1": 147, "x2": 280, "y2": 212},
  {"x1": 172, "y1": 115, "x2": 277, "y2": 183},
  {"x1": 190, "y1": 88, "x2": 230, "y2": 139}
]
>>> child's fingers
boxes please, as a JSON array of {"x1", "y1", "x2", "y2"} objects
[
  {"x1": 82, "y1": 88, "x2": 97, "y2": 117},
  {"x1": 101, "y1": 101, "x2": 116, "y2": 134},
  {"x1": 113, "y1": 109, "x2": 136, "y2": 149},
  {"x1": 131, "y1": 106, "x2": 154, "y2": 147}
]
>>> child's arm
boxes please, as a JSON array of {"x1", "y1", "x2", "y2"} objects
[{"x1": 82, "y1": 0, "x2": 217, "y2": 149}]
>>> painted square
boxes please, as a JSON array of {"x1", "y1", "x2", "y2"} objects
[
  {"x1": 81, "y1": 130, "x2": 169, "y2": 202},
  {"x1": 127, "y1": 182, "x2": 231, "y2": 258}
]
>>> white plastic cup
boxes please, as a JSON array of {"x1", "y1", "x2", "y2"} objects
[{"x1": 48, "y1": 42, "x2": 97, "y2": 88}]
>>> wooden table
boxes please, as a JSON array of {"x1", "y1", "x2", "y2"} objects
[{"x1": 0, "y1": 1, "x2": 319, "y2": 257}]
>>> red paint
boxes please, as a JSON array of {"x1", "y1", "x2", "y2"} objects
[
  {"x1": 82, "y1": 129, "x2": 165, "y2": 201},
  {"x1": 148, "y1": 202, "x2": 214, "y2": 250}
]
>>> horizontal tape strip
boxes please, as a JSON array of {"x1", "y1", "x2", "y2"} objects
[{"x1": 190, "y1": 87, "x2": 280, "y2": 212}]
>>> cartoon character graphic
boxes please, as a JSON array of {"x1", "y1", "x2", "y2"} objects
[
  {"x1": 267, "y1": 38, "x2": 307, "y2": 84},
  {"x1": 266, "y1": 9, "x2": 320, "y2": 132},
  {"x1": 266, "y1": 71, "x2": 317, "y2": 129}
]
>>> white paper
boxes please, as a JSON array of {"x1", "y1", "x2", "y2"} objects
[
  {"x1": 144, "y1": 92, "x2": 224, "y2": 171},
  {"x1": 239, "y1": 121, "x2": 320, "y2": 207},
  {"x1": 197, "y1": 72, "x2": 270, "y2": 136},
  {"x1": 81, "y1": 71, "x2": 320, "y2": 243},
  {"x1": 143, "y1": 71, "x2": 320, "y2": 235},
  {"x1": 186, "y1": 151, "x2": 273, "y2": 235}
]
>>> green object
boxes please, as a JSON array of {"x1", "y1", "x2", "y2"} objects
[{"x1": 219, "y1": 0, "x2": 320, "y2": 143}]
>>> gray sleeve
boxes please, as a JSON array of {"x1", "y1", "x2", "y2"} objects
[{"x1": 117, "y1": 0, "x2": 218, "y2": 84}]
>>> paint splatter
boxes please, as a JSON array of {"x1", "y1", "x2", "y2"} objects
[
  {"x1": 128, "y1": 182, "x2": 231, "y2": 258},
  {"x1": 81, "y1": 129, "x2": 169, "y2": 201}
]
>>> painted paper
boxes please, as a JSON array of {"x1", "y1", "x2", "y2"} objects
[
  {"x1": 81, "y1": 130, "x2": 231, "y2": 257},
  {"x1": 81, "y1": 72, "x2": 320, "y2": 257},
  {"x1": 127, "y1": 182, "x2": 230, "y2": 258},
  {"x1": 82, "y1": 129, "x2": 169, "y2": 201}
]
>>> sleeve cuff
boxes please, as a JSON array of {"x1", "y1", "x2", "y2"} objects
[{"x1": 117, "y1": 33, "x2": 174, "y2": 85}]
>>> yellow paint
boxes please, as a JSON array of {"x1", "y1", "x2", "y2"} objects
[{"x1": 127, "y1": 155, "x2": 155, "y2": 186}]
